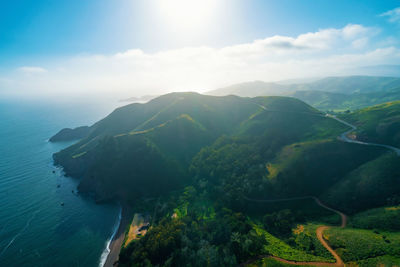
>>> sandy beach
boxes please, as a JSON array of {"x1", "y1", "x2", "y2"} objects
[{"x1": 104, "y1": 205, "x2": 132, "y2": 267}]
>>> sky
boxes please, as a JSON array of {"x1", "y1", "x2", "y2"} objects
[{"x1": 1, "y1": 0, "x2": 400, "y2": 100}]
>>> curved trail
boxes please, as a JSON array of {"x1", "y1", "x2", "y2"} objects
[{"x1": 245, "y1": 196, "x2": 346, "y2": 266}]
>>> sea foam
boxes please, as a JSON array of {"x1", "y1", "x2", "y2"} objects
[{"x1": 99, "y1": 205, "x2": 122, "y2": 267}]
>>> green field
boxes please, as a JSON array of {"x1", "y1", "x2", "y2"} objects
[
  {"x1": 350, "y1": 205, "x2": 400, "y2": 231},
  {"x1": 325, "y1": 227, "x2": 400, "y2": 263},
  {"x1": 247, "y1": 257, "x2": 310, "y2": 267},
  {"x1": 253, "y1": 224, "x2": 334, "y2": 263}
]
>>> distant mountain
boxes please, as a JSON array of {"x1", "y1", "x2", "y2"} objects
[
  {"x1": 300, "y1": 76, "x2": 400, "y2": 94},
  {"x1": 355, "y1": 65, "x2": 400, "y2": 77},
  {"x1": 206, "y1": 80, "x2": 288, "y2": 97},
  {"x1": 207, "y1": 76, "x2": 400, "y2": 111},
  {"x1": 119, "y1": 95, "x2": 157, "y2": 103},
  {"x1": 289, "y1": 88, "x2": 400, "y2": 112}
]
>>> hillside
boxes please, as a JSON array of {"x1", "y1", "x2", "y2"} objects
[
  {"x1": 52, "y1": 92, "x2": 400, "y2": 212},
  {"x1": 53, "y1": 93, "x2": 263, "y2": 201},
  {"x1": 340, "y1": 101, "x2": 400, "y2": 147},
  {"x1": 53, "y1": 93, "x2": 337, "y2": 202},
  {"x1": 52, "y1": 93, "x2": 400, "y2": 266}
]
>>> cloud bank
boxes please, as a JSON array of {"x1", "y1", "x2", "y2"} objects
[
  {"x1": 381, "y1": 7, "x2": 400, "y2": 24},
  {"x1": 1, "y1": 23, "x2": 399, "y2": 100},
  {"x1": 18, "y1": 66, "x2": 48, "y2": 74}
]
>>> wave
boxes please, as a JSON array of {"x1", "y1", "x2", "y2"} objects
[
  {"x1": 98, "y1": 204, "x2": 122, "y2": 267},
  {"x1": 0, "y1": 209, "x2": 41, "y2": 258}
]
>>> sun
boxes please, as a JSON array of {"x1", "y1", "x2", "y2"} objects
[{"x1": 157, "y1": 0, "x2": 219, "y2": 31}]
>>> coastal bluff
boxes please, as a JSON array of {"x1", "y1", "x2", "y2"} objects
[{"x1": 50, "y1": 126, "x2": 90, "y2": 142}]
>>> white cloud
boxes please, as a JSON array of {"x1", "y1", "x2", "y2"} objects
[
  {"x1": 18, "y1": 66, "x2": 48, "y2": 74},
  {"x1": 380, "y1": 7, "x2": 400, "y2": 23},
  {"x1": 1, "y1": 24, "x2": 398, "y2": 100}
]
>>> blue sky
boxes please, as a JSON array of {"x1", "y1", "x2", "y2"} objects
[
  {"x1": 1, "y1": 0, "x2": 400, "y2": 99},
  {"x1": 1, "y1": 0, "x2": 398, "y2": 61}
]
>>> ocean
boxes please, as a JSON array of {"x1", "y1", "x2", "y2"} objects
[{"x1": 0, "y1": 98, "x2": 122, "y2": 267}]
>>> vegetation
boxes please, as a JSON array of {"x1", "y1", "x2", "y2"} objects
[
  {"x1": 291, "y1": 224, "x2": 335, "y2": 260},
  {"x1": 347, "y1": 255, "x2": 400, "y2": 267},
  {"x1": 52, "y1": 92, "x2": 400, "y2": 266},
  {"x1": 247, "y1": 257, "x2": 310, "y2": 267},
  {"x1": 119, "y1": 187, "x2": 265, "y2": 266},
  {"x1": 322, "y1": 153, "x2": 400, "y2": 214},
  {"x1": 49, "y1": 126, "x2": 90, "y2": 142},
  {"x1": 254, "y1": 225, "x2": 332, "y2": 262},
  {"x1": 325, "y1": 227, "x2": 400, "y2": 263},
  {"x1": 340, "y1": 100, "x2": 400, "y2": 147},
  {"x1": 350, "y1": 205, "x2": 400, "y2": 231}
]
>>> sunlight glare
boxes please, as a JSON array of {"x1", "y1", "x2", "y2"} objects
[{"x1": 158, "y1": 0, "x2": 219, "y2": 31}]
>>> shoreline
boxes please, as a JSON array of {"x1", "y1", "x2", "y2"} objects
[{"x1": 102, "y1": 204, "x2": 132, "y2": 267}]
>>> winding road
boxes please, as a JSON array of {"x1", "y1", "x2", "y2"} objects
[
  {"x1": 257, "y1": 102, "x2": 400, "y2": 156},
  {"x1": 326, "y1": 114, "x2": 400, "y2": 156}
]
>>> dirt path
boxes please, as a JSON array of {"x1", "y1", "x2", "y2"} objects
[
  {"x1": 244, "y1": 104, "x2": 400, "y2": 266},
  {"x1": 270, "y1": 224, "x2": 344, "y2": 266},
  {"x1": 244, "y1": 196, "x2": 347, "y2": 267}
]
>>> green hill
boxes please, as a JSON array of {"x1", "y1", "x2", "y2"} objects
[
  {"x1": 53, "y1": 93, "x2": 400, "y2": 208},
  {"x1": 340, "y1": 101, "x2": 400, "y2": 147},
  {"x1": 53, "y1": 93, "x2": 265, "y2": 201},
  {"x1": 53, "y1": 93, "x2": 400, "y2": 266}
]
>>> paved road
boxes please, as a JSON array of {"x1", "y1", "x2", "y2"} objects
[
  {"x1": 255, "y1": 102, "x2": 400, "y2": 155},
  {"x1": 326, "y1": 114, "x2": 400, "y2": 156}
]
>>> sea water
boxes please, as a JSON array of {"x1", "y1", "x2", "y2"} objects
[{"x1": 0, "y1": 98, "x2": 122, "y2": 267}]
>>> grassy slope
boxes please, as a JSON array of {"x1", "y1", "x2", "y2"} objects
[
  {"x1": 58, "y1": 94, "x2": 329, "y2": 202},
  {"x1": 53, "y1": 92, "x2": 400, "y2": 266},
  {"x1": 264, "y1": 140, "x2": 384, "y2": 200},
  {"x1": 340, "y1": 100, "x2": 400, "y2": 147},
  {"x1": 350, "y1": 205, "x2": 400, "y2": 231},
  {"x1": 322, "y1": 153, "x2": 400, "y2": 213},
  {"x1": 254, "y1": 225, "x2": 333, "y2": 262},
  {"x1": 325, "y1": 227, "x2": 400, "y2": 263},
  {"x1": 247, "y1": 257, "x2": 310, "y2": 267}
]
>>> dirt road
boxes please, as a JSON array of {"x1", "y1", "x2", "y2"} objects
[{"x1": 244, "y1": 196, "x2": 347, "y2": 266}]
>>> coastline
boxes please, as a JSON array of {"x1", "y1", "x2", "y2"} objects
[{"x1": 102, "y1": 204, "x2": 132, "y2": 267}]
